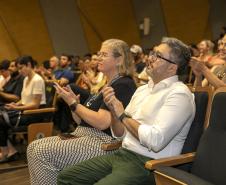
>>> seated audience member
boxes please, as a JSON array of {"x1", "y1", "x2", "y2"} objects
[
  {"x1": 54, "y1": 54, "x2": 75, "y2": 85},
  {"x1": 130, "y1": 44, "x2": 145, "y2": 74},
  {"x1": 57, "y1": 37, "x2": 195, "y2": 185},
  {"x1": 40, "y1": 60, "x2": 52, "y2": 80},
  {"x1": 0, "y1": 60, "x2": 24, "y2": 104},
  {"x1": 191, "y1": 34, "x2": 226, "y2": 88},
  {"x1": 27, "y1": 39, "x2": 137, "y2": 185},
  {"x1": 196, "y1": 39, "x2": 214, "y2": 64},
  {"x1": 0, "y1": 60, "x2": 11, "y2": 91},
  {"x1": 59, "y1": 53, "x2": 73, "y2": 70},
  {"x1": 202, "y1": 39, "x2": 225, "y2": 68},
  {"x1": 49, "y1": 56, "x2": 59, "y2": 74},
  {"x1": 135, "y1": 48, "x2": 151, "y2": 85},
  {"x1": 81, "y1": 54, "x2": 107, "y2": 94},
  {"x1": 75, "y1": 60, "x2": 90, "y2": 90},
  {"x1": 0, "y1": 55, "x2": 46, "y2": 163},
  {"x1": 71, "y1": 55, "x2": 81, "y2": 71}
]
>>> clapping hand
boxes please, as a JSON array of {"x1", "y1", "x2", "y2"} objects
[
  {"x1": 189, "y1": 57, "x2": 205, "y2": 78},
  {"x1": 102, "y1": 86, "x2": 124, "y2": 118},
  {"x1": 54, "y1": 82, "x2": 80, "y2": 105}
]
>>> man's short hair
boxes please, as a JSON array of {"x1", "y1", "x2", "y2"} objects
[
  {"x1": 161, "y1": 37, "x2": 191, "y2": 74},
  {"x1": 0, "y1": 59, "x2": 10, "y2": 70},
  {"x1": 61, "y1": 53, "x2": 73, "y2": 62}
]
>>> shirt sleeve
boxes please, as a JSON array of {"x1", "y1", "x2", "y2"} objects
[
  {"x1": 110, "y1": 125, "x2": 126, "y2": 140},
  {"x1": 138, "y1": 91, "x2": 195, "y2": 152},
  {"x1": 62, "y1": 70, "x2": 75, "y2": 83},
  {"x1": 32, "y1": 76, "x2": 45, "y2": 95}
]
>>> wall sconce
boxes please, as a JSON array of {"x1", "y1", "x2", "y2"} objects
[{"x1": 139, "y1": 17, "x2": 151, "y2": 36}]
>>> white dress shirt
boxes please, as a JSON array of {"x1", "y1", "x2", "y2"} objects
[{"x1": 112, "y1": 75, "x2": 195, "y2": 159}]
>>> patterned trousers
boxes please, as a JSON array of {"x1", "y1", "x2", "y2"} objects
[{"x1": 27, "y1": 126, "x2": 116, "y2": 185}]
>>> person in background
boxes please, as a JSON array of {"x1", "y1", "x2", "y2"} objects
[
  {"x1": 191, "y1": 34, "x2": 226, "y2": 88},
  {"x1": 80, "y1": 54, "x2": 107, "y2": 94},
  {"x1": 0, "y1": 60, "x2": 24, "y2": 104},
  {"x1": 196, "y1": 40, "x2": 214, "y2": 65},
  {"x1": 130, "y1": 44, "x2": 145, "y2": 74},
  {"x1": 49, "y1": 56, "x2": 59, "y2": 73},
  {"x1": 0, "y1": 55, "x2": 46, "y2": 163},
  {"x1": 54, "y1": 54, "x2": 75, "y2": 85}
]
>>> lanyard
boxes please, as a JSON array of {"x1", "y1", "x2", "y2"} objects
[{"x1": 85, "y1": 75, "x2": 123, "y2": 107}]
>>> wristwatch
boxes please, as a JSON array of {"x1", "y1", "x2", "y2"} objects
[
  {"x1": 69, "y1": 101, "x2": 78, "y2": 112},
  {"x1": 118, "y1": 112, "x2": 132, "y2": 122}
]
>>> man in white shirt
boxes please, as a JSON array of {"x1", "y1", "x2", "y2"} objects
[{"x1": 57, "y1": 37, "x2": 196, "y2": 185}]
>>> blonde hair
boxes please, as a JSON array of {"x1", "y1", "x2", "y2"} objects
[
  {"x1": 201, "y1": 40, "x2": 215, "y2": 54},
  {"x1": 102, "y1": 39, "x2": 134, "y2": 77}
]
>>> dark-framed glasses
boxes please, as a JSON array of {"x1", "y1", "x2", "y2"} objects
[{"x1": 149, "y1": 51, "x2": 176, "y2": 65}]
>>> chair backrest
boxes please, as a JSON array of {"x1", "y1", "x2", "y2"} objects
[
  {"x1": 28, "y1": 122, "x2": 53, "y2": 144},
  {"x1": 191, "y1": 87, "x2": 226, "y2": 185},
  {"x1": 181, "y1": 86, "x2": 212, "y2": 154}
]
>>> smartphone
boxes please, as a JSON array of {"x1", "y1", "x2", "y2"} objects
[{"x1": 58, "y1": 133, "x2": 78, "y2": 140}]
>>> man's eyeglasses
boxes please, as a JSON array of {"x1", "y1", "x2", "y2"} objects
[{"x1": 149, "y1": 51, "x2": 176, "y2": 65}]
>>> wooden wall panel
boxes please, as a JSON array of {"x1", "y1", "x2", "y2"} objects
[
  {"x1": 40, "y1": 0, "x2": 89, "y2": 56},
  {"x1": 161, "y1": 0, "x2": 212, "y2": 44},
  {"x1": 0, "y1": 0, "x2": 53, "y2": 62},
  {"x1": 0, "y1": 19, "x2": 19, "y2": 60},
  {"x1": 76, "y1": 0, "x2": 140, "y2": 52}
]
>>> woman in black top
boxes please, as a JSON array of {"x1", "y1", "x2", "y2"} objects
[{"x1": 27, "y1": 39, "x2": 137, "y2": 185}]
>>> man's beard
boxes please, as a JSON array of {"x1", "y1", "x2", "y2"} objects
[{"x1": 11, "y1": 71, "x2": 19, "y2": 78}]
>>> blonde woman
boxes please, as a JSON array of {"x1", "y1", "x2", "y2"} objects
[{"x1": 27, "y1": 39, "x2": 136, "y2": 185}]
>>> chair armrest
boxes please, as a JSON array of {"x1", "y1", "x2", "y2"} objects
[
  {"x1": 101, "y1": 141, "x2": 122, "y2": 151},
  {"x1": 145, "y1": 152, "x2": 195, "y2": 170},
  {"x1": 23, "y1": 108, "x2": 56, "y2": 115},
  {"x1": 154, "y1": 166, "x2": 214, "y2": 185}
]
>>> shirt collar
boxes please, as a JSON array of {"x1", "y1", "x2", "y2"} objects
[{"x1": 148, "y1": 75, "x2": 179, "y2": 93}]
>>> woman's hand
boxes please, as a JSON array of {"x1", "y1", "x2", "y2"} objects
[
  {"x1": 102, "y1": 87, "x2": 124, "y2": 118},
  {"x1": 54, "y1": 82, "x2": 80, "y2": 105},
  {"x1": 189, "y1": 57, "x2": 205, "y2": 78},
  {"x1": 82, "y1": 74, "x2": 90, "y2": 84},
  {"x1": 4, "y1": 102, "x2": 18, "y2": 110}
]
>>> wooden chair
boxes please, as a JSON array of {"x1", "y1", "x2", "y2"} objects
[{"x1": 147, "y1": 87, "x2": 226, "y2": 185}]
